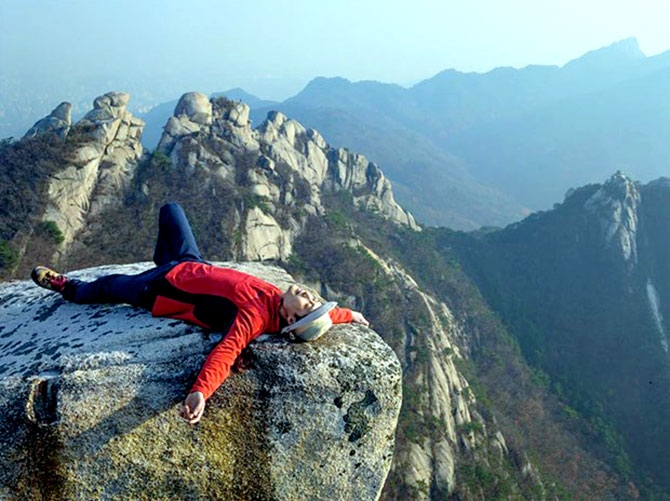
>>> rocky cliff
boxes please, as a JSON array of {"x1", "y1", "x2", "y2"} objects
[
  {"x1": 582, "y1": 171, "x2": 641, "y2": 267},
  {"x1": 23, "y1": 102, "x2": 72, "y2": 140},
  {"x1": 29, "y1": 92, "x2": 145, "y2": 250},
  {"x1": 155, "y1": 92, "x2": 417, "y2": 261},
  {"x1": 16, "y1": 91, "x2": 415, "y2": 268},
  {"x1": 0, "y1": 262, "x2": 402, "y2": 500},
  {"x1": 457, "y1": 171, "x2": 670, "y2": 490},
  {"x1": 351, "y1": 246, "x2": 511, "y2": 498}
]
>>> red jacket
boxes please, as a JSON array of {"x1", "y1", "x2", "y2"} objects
[{"x1": 150, "y1": 261, "x2": 353, "y2": 400}]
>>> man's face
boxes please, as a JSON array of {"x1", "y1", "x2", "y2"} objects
[{"x1": 280, "y1": 285, "x2": 322, "y2": 325}]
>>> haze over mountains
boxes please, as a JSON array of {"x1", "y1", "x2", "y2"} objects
[
  {"x1": 3, "y1": 38, "x2": 668, "y2": 230},
  {"x1": 248, "y1": 38, "x2": 670, "y2": 228},
  {"x1": 122, "y1": 38, "x2": 670, "y2": 230}
]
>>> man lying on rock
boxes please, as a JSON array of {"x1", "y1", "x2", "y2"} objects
[{"x1": 31, "y1": 202, "x2": 368, "y2": 424}]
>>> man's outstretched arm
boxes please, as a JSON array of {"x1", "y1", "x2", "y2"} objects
[
  {"x1": 182, "y1": 391, "x2": 205, "y2": 424},
  {"x1": 180, "y1": 310, "x2": 257, "y2": 424},
  {"x1": 330, "y1": 307, "x2": 369, "y2": 326},
  {"x1": 181, "y1": 307, "x2": 368, "y2": 423},
  {"x1": 350, "y1": 311, "x2": 369, "y2": 325}
]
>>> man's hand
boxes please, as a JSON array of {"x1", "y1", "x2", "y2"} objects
[
  {"x1": 181, "y1": 391, "x2": 205, "y2": 424},
  {"x1": 351, "y1": 311, "x2": 369, "y2": 326}
]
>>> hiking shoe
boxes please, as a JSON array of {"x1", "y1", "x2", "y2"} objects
[{"x1": 31, "y1": 266, "x2": 69, "y2": 294}]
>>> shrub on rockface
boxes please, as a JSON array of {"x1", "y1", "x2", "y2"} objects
[
  {"x1": 38, "y1": 221, "x2": 65, "y2": 244},
  {"x1": 0, "y1": 135, "x2": 83, "y2": 240},
  {"x1": 286, "y1": 209, "x2": 406, "y2": 349},
  {"x1": 64, "y1": 151, "x2": 242, "y2": 269},
  {"x1": 0, "y1": 240, "x2": 19, "y2": 275}
]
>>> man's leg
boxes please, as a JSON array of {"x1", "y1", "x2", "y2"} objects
[
  {"x1": 34, "y1": 203, "x2": 202, "y2": 309},
  {"x1": 62, "y1": 264, "x2": 175, "y2": 309},
  {"x1": 153, "y1": 202, "x2": 203, "y2": 266}
]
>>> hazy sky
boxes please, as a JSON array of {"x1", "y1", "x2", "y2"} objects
[{"x1": 2, "y1": 0, "x2": 670, "y2": 100}]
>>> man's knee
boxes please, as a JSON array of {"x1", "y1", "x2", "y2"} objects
[
  {"x1": 160, "y1": 202, "x2": 183, "y2": 214},
  {"x1": 159, "y1": 202, "x2": 185, "y2": 222}
]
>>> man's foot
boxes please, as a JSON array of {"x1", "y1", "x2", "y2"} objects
[{"x1": 31, "y1": 266, "x2": 69, "y2": 294}]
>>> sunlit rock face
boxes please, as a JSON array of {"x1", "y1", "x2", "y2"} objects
[
  {"x1": 345, "y1": 245, "x2": 517, "y2": 500},
  {"x1": 23, "y1": 102, "x2": 72, "y2": 139},
  {"x1": 156, "y1": 93, "x2": 418, "y2": 263},
  {"x1": 21, "y1": 91, "x2": 416, "y2": 266},
  {"x1": 0, "y1": 263, "x2": 401, "y2": 501},
  {"x1": 28, "y1": 92, "x2": 146, "y2": 249},
  {"x1": 584, "y1": 171, "x2": 641, "y2": 266}
]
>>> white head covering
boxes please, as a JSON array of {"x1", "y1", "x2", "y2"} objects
[{"x1": 281, "y1": 301, "x2": 337, "y2": 342}]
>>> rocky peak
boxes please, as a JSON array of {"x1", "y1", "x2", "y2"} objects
[
  {"x1": 326, "y1": 149, "x2": 417, "y2": 227},
  {"x1": 23, "y1": 102, "x2": 72, "y2": 139},
  {"x1": 37, "y1": 92, "x2": 145, "y2": 252},
  {"x1": 91, "y1": 91, "x2": 130, "y2": 112},
  {"x1": 0, "y1": 262, "x2": 402, "y2": 500},
  {"x1": 564, "y1": 38, "x2": 645, "y2": 71},
  {"x1": 153, "y1": 93, "x2": 417, "y2": 262},
  {"x1": 51, "y1": 102, "x2": 73, "y2": 121},
  {"x1": 222, "y1": 99, "x2": 251, "y2": 128},
  {"x1": 601, "y1": 170, "x2": 639, "y2": 199},
  {"x1": 584, "y1": 171, "x2": 641, "y2": 264},
  {"x1": 174, "y1": 91, "x2": 213, "y2": 125},
  {"x1": 75, "y1": 91, "x2": 141, "y2": 147},
  {"x1": 160, "y1": 93, "x2": 416, "y2": 225},
  {"x1": 596, "y1": 37, "x2": 645, "y2": 59}
]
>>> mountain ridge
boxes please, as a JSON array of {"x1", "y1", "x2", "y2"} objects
[
  {"x1": 242, "y1": 37, "x2": 670, "y2": 228},
  {"x1": 448, "y1": 171, "x2": 670, "y2": 490},
  {"x1": 3, "y1": 90, "x2": 655, "y2": 498},
  {"x1": 54, "y1": 37, "x2": 667, "y2": 229}
]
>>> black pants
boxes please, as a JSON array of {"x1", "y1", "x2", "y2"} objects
[{"x1": 63, "y1": 203, "x2": 203, "y2": 309}]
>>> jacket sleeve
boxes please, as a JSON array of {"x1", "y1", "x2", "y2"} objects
[
  {"x1": 329, "y1": 307, "x2": 353, "y2": 324},
  {"x1": 190, "y1": 309, "x2": 258, "y2": 400}
]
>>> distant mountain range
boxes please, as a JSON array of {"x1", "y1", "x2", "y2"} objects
[
  {"x1": 7, "y1": 38, "x2": 670, "y2": 230},
  {"x1": 134, "y1": 38, "x2": 670, "y2": 229},
  {"x1": 247, "y1": 38, "x2": 670, "y2": 228}
]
